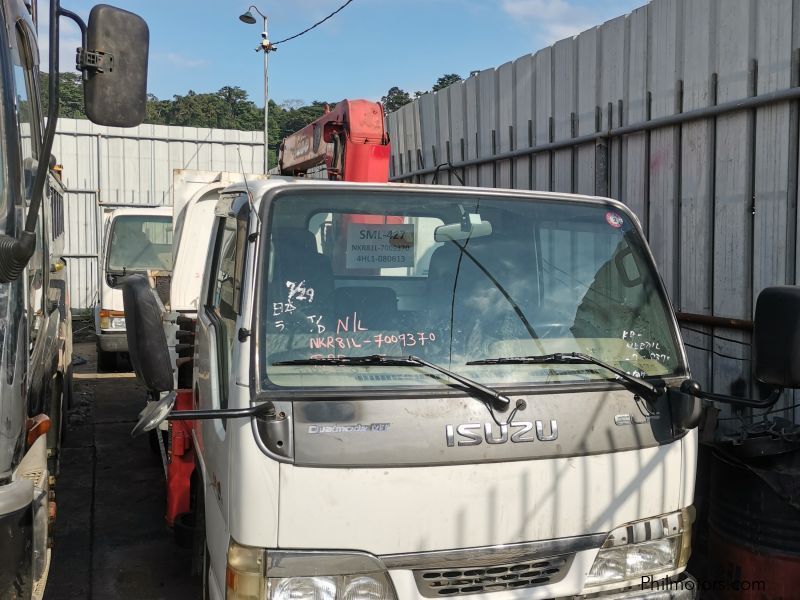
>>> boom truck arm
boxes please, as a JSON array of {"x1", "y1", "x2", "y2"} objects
[
  {"x1": 279, "y1": 99, "x2": 397, "y2": 275},
  {"x1": 278, "y1": 99, "x2": 390, "y2": 182}
]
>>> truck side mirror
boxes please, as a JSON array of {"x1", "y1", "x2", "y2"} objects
[
  {"x1": 753, "y1": 286, "x2": 800, "y2": 389},
  {"x1": 118, "y1": 274, "x2": 173, "y2": 393},
  {"x1": 82, "y1": 5, "x2": 149, "y2": 127}
]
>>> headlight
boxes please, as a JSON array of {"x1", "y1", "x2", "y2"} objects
[
  {"x1": 225, "y1": 543, "x2": 397, "y2": 600},
  {"x1": 264, "y1": 549, "x2": 397, "y2": 600},
  {"x1": 99, "y1": 309, "x2": 125, "y2": 329},
  {"x1": 227, "y1": 540, "x2": 266, "y2": 600},
  {"x1": 585, "y1": 507, "x2": 694, "y2": 588},
  {"x1": 268, "y1": 574, "x2": 393, "y2": 600}
]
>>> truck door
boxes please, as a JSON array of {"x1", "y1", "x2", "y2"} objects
[
  {"x1": 13, "y1": 19, "x2": 55, "y2": 416},
  {"x1": 195, "y1": 206, "x2": 247, "y2": 572}
]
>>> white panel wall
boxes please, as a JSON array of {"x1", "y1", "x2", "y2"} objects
[
  {"x1": 53, "y1": 118, "x2": 264, "y2": 311},
  {"x1": 387, "y1": 0, "x2": 800, "y2": 416}
]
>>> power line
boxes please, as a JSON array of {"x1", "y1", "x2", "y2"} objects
[
  {"x1": 680, "y1": 324, "x2": 750, "y2": 346},
  {"x1": 272, "y1": 0, "x2": 355, "y2": 46},
  {"x1": 716, "y1": 401, "x2": 800, "y2": 421},
  {"x1": 683, "y1": 342, "x2": 750, "y2": 362}
]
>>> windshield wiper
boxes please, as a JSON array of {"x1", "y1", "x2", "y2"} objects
[
  {"x1": 466, "y1": 352, "x2": 665, "y2": 403},
  {"x1": 273, "y1": 354, "x2": 511, "y2": 411}
]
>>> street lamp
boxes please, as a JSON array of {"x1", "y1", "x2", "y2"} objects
[{"x1": 239, "y1": 6, "x2": 273, "y2": 173}]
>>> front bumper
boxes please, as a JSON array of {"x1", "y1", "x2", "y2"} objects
[
  {"x1": 577, "y1": 573, "x2": 697, "y2": 599},
  {"x1": 97, "y1": 331, "x2": 128, "y2": 352}
]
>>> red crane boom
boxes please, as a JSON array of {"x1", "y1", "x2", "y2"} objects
[{"x1": 278, "y1": 99, "x2": 390, "y2": 183}]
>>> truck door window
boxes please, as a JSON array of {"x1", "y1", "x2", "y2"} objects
[
  {"x1": 13, "y1": 22, "x2": 39, "y2": 163},
  {"x1": 14, "y1": 23, "x2": 44, "y2": 313},
  {"x1": 208, "y1": 217, "x2": 245, "y2": 409}
]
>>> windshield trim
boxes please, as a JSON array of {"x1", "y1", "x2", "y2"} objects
[
  {"x1": 0, "y1": 17, "x2": 16, "y2": 237},
  {"x1": 254, "y1": 374, "x2": 689, "y2": 402},
  {"x1": 250, "y1": 183, "x2": 690, "y2": 396}
]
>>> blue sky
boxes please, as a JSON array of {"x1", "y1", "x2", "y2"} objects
[{"x1": 40, "y1": 0, "x2": 644, "y2": 106}]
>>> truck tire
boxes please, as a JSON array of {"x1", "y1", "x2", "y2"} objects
[
  {"x1": 96, "y1": 346, "x2": 116, "y2": 372},
  {"x1": 190, "y1": 469, "x2": 206, "y2": 573},
  {"x1": 64, "y1": 365, "x2": 74, "y2": 410},
  {"x1": 46, "y1": 374, "x2": 65, "y2": 477},
  {"x1": 202, "y1": 543, "x2": 210, "y2": 600},
  {"x1": 173, "y1": 512, "x2": 196, "y2": 549},
  {"x1": 194, "y1": 478, "x2": 208, "y2": 595},
  {"x1": 148, "y1": 428, "x2": 168, "y2": 456}
]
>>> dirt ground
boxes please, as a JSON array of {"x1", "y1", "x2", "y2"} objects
[{"x1": 43, "y1": 341, "x2": 200, "y2": 600}]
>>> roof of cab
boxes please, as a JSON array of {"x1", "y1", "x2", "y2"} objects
[
  {"x1": 102, "y1": 206, "x2": 173, "y2": 218},
  {"x1": 217, "y1": 175, "x2": 631, "y2": 215}
]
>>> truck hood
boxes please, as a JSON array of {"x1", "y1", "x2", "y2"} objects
[
  {"x1": 276, "y1": 437, "x2": 686, "y2": 554},
  {"x1": 101, "y1": 285, "x2": 125, "y2": 313},
  {"x1": 267, "y1": 389, "x2": 694, "y2": 554}
]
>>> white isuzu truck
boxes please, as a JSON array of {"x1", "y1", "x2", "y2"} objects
[{"x1": 122, "y1": 177, "x2": 800, "y2": 600}]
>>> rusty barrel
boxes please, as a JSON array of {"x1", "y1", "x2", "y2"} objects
[{"x1": 707, "y1": 446, "x2": 800, "y2": 599}]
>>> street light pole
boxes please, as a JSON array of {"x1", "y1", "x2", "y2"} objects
[
  {"x1": 261, "y1": 13, "x2": 269, "y2": 173},
  {"x1": 239, "y1": 6, "x2": 272, "y2": 173}
]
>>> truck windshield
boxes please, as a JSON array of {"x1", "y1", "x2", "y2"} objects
[
  {"x1": 259, "y1": 190, "x2": 684, "y2": 390},
  {"x1": 107, "y1": 215, "x2": 173, "y2": 272}
]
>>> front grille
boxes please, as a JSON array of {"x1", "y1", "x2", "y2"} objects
[{"x1": 414, "y1": 554, "x2": 571, "y2": 597}]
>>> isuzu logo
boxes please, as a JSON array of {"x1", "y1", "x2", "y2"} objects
[{"x1": 445, "y1": 421, "x2": 558, "y2": 447}]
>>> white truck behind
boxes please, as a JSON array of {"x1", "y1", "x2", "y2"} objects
[{"x1": 95, "y1": 206, "x2": 173, "y2": 370}]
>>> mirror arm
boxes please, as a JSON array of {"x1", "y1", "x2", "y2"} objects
[
  {"x1": 25, "y1": 0, "x2": 61, "y2": 236},
  {"x1": 58, "y1": 8, "x2": 87, "y2": 78},
  {"x1": 679, "y1": 379, "x2": 782, "y2": 409},
  {"x1": 166, "y1": 402, "x2": 277, "y2": 421}
]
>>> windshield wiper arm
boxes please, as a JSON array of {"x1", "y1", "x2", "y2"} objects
[
  {"x1": 466, "y1": 352, "x2": 665, "y2": 403},
  {"x1": 273, "y1": 354, "x2": 511, "y2": 411}
]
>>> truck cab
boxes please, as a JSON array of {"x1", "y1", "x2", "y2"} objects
[
  {"x1": 95, "y1": 206, "x2": 173, "y2": 370},
  {"x1": 167, "y1": 170, "x2": 267, "y2": 387},
  {"x1": 189, "y1": 178, "x2": 699, "y2": 599}
]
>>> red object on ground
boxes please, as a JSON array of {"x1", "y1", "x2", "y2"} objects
[
  {"x1": 279, "y1": 99, "x2": 390, "y2": 183},
  {"x1": 165, "y1": 389, "x2": 195, "y2": 527}
]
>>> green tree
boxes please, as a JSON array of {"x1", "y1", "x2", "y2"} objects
[
  {"x1": 280, "y1": 99, "x2": 305, "y2": 111},
  {"x1": 145, "y1": 93, "x2": 172, "y2": 124},
  {"x1": 381, "y1": 87, "x2": 411, "y2": 113},
  {"x1": 38, "y1": 73, "x2": 336, "y2": 170},
  {"x1": 216, "y1": 86, "x2": 262, "y2": 130},
  {"x1": 39, "y1": 71, "x2": 85, "y2": 118},
  {"x1": 433, "y1": 73, "x2": 462, "y2": 92},
  {"x1": 268, "y1": 100, "x2": 334, "y2": 168}
]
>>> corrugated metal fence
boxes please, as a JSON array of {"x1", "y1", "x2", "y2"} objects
[
  {"x1": 387, "y1": 0, "x2": 800, "y2": 416},
  {"x1": 53, "y1": 118, "x2": 263, "y2": 313}
]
